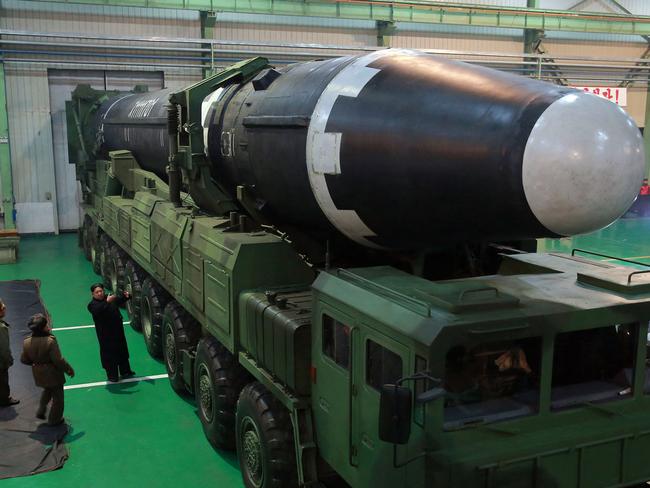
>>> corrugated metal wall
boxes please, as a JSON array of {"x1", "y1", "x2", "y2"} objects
[
  {"x1": 1, "y1": 0, "x2": 648, "y2": 232},
  {"x1": 392, "y1": 25, "x2": 522, "y2": 52}
]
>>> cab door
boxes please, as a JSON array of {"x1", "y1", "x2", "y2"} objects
[
  {"x1": 352, "y1": 326, "x2": 410, "y2": 486},
  {"x1": 312, "y1": 306, "x2": 356, "y2": 483}
]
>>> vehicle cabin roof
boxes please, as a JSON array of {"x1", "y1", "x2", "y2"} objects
[{"x1": 313, "y1": 252, "x2": 650, "y2": 347}]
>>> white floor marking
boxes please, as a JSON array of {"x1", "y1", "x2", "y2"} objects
[
  {"x1": 64, "y1": 373, "x2": 169, "y2": 390},
  {"x1": 54, "y1": 321, "x2": 130, "y2": 331}
]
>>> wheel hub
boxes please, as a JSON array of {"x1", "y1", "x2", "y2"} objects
[
  {"x1": 198, "y1": 365, "x2": 213, "y2": 421},
  {"x1": 242, "y1": 417, "x2": 264, "y2": 488},
  {"x1": 165, "y1": 326, "x2": 176, "y2": 374},
  {"x1": 125, "y1": 279, "x2": 133, "y2": 316},
  {"x1": 142, "y1": 299, "x2": 152, "y2": 340}
]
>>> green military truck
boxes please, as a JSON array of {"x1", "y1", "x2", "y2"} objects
[{"x1": 69, "y1": 51, "x2": 650, "y2": 487}]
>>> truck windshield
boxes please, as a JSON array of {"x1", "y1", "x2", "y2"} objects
[
  {"x1": 443, "y1": 337, "x2": 541, "y2": 429},
  {"x1": 551, "y1": 324, "x2": 638, "y2": 410}
]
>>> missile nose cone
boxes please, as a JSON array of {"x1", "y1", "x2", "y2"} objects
[{"x1": 522, "y1": 92, "x2": 645, "y2": 236}]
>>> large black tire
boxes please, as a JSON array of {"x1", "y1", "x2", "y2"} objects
[
  {"x1": 90, "y1": 228, "x2": 102, "y2": 275},
  {"x1": 162, "y1": 301, "x2": 201, "y2": 395},
  {"x1": 98, "y1": 234, "x2": 113, "y2": 287},
  {"x1": 140, "y1": 277, "x2": 170, "y2": 358},
  {"x1": 81, "y1": 215, "x2": 93, "y2": 261},
  {"x1": 108, "y1": 244, "x2": 127, "y2": 295},
  {"x1": 124, "y1": 260, "x2": 145, "y2": 331},
  {"x1": 236, "y1": 382, "x2": 298, "y2": 488},
  {"x1": 195, "y1": 336, "x2": 250, "y2": 451}
]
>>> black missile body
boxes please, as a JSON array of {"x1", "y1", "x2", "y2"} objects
[{"x1": 91, "y1": 50, "x2": 644, "y2": 251}]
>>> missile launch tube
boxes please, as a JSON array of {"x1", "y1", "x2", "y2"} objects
[
  {"x1": 205, "y1": 49, "x2": 644, "y2": 249},
  {"x1": 93, "y1": 88, "x2": 174, "y2": 179},
  {"x1": 91, "y1": 50, "x2": 645, "y2": 251}
]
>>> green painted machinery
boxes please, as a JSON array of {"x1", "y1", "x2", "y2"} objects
[{"x1": 67, "y1": 57, "x2": 650, "y2": 488}]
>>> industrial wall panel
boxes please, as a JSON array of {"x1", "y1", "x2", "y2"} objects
[
  {"x1": 216, "y1": 12, "x2": 373, "y2": 29},
  {"x1": 622, "y1": 89, "x2": 646, "y2": 127},
  {"x1": 5, "y1": 67, "x2": 57, "y2": 229},
  {"x1": 1, "y1": 1, "x2": 199, "y2": 232},
  {"x1": 392, "y1": 30, "x2": 522, "y2": 53},
  {"x1": 213, "y1": 18, "x2": 376, "y2": 60},
  {"x1": 1, "y1": 0, "x2": 201, "y2": 78},
  {"x1": 544, "y1": 39, "x2": 648, "y2": 60},
  {"x1": 545, "y1": 31, "x2": 647, "y2": 43},
  {"x1": 536, "y1": 40, "x2": 647, "y2": 126}
]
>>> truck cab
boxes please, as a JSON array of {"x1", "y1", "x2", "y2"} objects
[{"x1": 312, "y1": 252, "x2": 650, "y2": 488}]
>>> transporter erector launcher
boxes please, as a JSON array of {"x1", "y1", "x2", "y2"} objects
[
  {"x1": 71, "y1": 50, "x2": 650, "y2": 488},
  {"x1": 89, "y1": 49, "x2": 645, "y2": 251}
]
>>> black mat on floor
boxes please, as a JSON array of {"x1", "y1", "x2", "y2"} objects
[{"x1": 0, "y1": 280, "x2": 69, "y2": 480}]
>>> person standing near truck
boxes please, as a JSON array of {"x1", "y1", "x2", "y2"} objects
[
  {"x1": 21, "y1": 313, "x2": 75, "y2": 425},
  {"x1": 0, "y1": 299, "x2": 19, "y2": 407},
  {"x1": 87, "y1": 283, "x2": 135, "y2": 383}
]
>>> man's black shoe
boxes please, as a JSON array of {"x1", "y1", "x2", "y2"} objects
[
  {"x1": 107, "y1": 376, "x2": 119, "y2": 383},
  {"x1": 0, "y1": 397, "x2": 19, "y2": 407},
  {"x1": 48, "y1": 417, "x2": 65, "y2": 427},
  {"x1": 121, "y1": 371, "x2": 136, "y2": 379}
]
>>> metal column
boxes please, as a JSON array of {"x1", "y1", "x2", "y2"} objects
[
  {"x1": 376, "y1": 21, "x2": 396, "y2": 48},
  {"x1": 0, "y1": 61, "x2": 19, "y2": 263},
  {"x1": 200, "y1": 11, "x2": 217, "y2": 78},
  {"x1": 524, "y1": 0, "x2": 543, "y2": 77}
]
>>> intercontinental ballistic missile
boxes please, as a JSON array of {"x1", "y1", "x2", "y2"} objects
[{"x1": 93, "y1": 49, "x2": 645, "y2": 251}]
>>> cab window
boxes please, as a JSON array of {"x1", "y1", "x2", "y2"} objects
[
  {"x1": 322, "y1": 315, "x2": 350, "y2": 370},
  {"x1": 443, "y1": 337, "x2": 541, "y2": 429},
  {"x1": 552, "y1": 324, "x2": 638, "y2": 410},
  {"x1": 366, "y1": 340, "x2": 402, "y2": 391}
]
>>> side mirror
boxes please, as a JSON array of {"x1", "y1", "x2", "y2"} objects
[{"x1": 379, "y1": 384, "x2": 412, "y2": 445}]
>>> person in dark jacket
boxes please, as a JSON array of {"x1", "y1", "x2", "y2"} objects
[
  {"x1": 87, "y1": 283, "x2": 135, "y2": 383},
  {"x1": 0, "y1": 298, "x2": 19, "y2": 407},
  {"x1": 21, "y1": 313, "x2": 75, "y2": 425}
]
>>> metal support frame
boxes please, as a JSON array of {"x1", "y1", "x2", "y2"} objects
[
  {"x1": 523, "y1": 0, "x2": 543, "y2": 78},
  {"x1": 21, "y1": 0, "x2": 650, "y2": 37},
  {"x1": 376, "y1": 20, "x2": 396, "y2": 48},
  {"x1": 0, "y1": 59, "x2": 19, "y2": 263},
  {"x1": 0, "y1": 63, "x2": 14, "y2": 231},
  {"x1": 168, "y1": 57, "x2": 268, "y2": 215},
  {"x1": 200, "y1": 10, "x2": 218, "y2": 78}
]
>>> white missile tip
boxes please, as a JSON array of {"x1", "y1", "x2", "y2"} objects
[{"x1": 522, "y1": 92, "x2": 645, "y2": 236}]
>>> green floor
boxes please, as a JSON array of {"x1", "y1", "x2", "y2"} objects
[
  {"x1": 0, "y1": 234, "x2": 243, "y2": 488},
  {"x1": 538, "y1": 217, "x2": 650, "y2": 266},
  {"x1": 0, "y1": 218, "x2": 648, "y2": 487}
]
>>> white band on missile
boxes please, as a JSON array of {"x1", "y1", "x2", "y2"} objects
[
  {"x1": 99, "y1": 94, "x2": 133, "y2": 145},
  {"x1": 306, "y1": 50, "x2": 405, "y2": 248},
  {"x1": 202, "y1": 87, "x2": 225, "y2": 155}
]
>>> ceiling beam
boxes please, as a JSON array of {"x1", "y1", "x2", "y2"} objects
[{"x1": 19, "y1": 0, "x2": 650, "y2": 36}]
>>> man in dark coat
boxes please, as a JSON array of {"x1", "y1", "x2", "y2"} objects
[
  {"x1": 21, "y1": 313, "x2": 75, "y2": 425},
  {"x1": 87, "y1": 283, "x2": 135, "y2": 383},
  {"x1": 0, "y1": 298, "x2": 19, "y2": 407}
]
